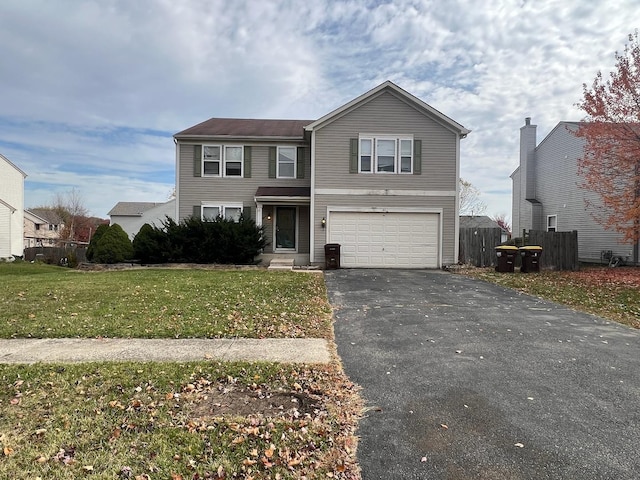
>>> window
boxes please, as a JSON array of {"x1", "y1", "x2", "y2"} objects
[
  {"x1": 201, "y1": 204, "x2": 244, "y2": 222},
  {"x1": 202, "y1": 145, "x2": 243, "y2": 177},
  {"x1": 358, "y1": 136, "x2": 413, "y2": 174},
  {"x1": 203, "y1": 146, "x2": 221, "y2": 176},
  {"x1": 35, "y1": 224, "x2": 41, "y2": 231},
  {"x1": 277, "y1": 146, "x2": 296, "y2": 178},
  {"x1": 360, "y1": 138, "x2": 372, "y2": 172},
  {"x1": 400, "y1": 139, "x2": 413, "y2": 173},
  {"x1": 224, "y1": 146, "x2": 243, "y2": 177},
  {"x1": 547, "y1": 215, "x2": 557, "y2": 232}
]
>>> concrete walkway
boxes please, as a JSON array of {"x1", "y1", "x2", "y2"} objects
[{"x1": 0, "y1": 338, "x2": 332, "y2": 364}]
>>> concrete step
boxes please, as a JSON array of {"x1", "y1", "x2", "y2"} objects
[{"x1": 268, "y1": 258, "x2": 295, "y2": 271}]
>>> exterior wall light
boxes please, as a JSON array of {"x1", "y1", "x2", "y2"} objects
[{"x1": 321, "y1": 217, "x2": 326, "y2": 228}]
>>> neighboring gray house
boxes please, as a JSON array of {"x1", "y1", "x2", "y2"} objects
[
  {"x1": 460, "y1": 215, "x2": 509, "y2": 243},
  {"x1": 174, "y1": 81, "x2": 469, "y2": 268},
  {"x1": 108, "y1": 199, "x2": 175, "y2": 239},
  {"x1": 511, "y1": 117, "x2": 638, "y2": 264}
]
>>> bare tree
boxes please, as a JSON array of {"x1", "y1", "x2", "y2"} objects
[
  {"x1": 459, "y1": 178, "x2": 487, "y2": 216},
  {"x1": 53, "y1": 188, "x2": 89, "y2": 242}
]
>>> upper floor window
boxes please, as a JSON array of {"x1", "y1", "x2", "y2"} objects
[
  {"x1": 202, "y1": 145, "x2": 243, "y2": 177},
  {"x1": 547, "y1": 215, "x2": 557, "y2": 232},
  {"x1": 358, "y1": 136, "x2": 413, "y2": 174},
  {"x1": 277, "y1": 147, "x2": 296, "y2": 178}
]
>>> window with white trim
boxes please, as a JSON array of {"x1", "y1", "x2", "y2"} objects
[
  {"x1": 203, "y1": 146, "x2": 221, "y2": 176},
  {"x1": 547, "y1": 215, "x2": 557, "y2": 232},
  {"x1": 277, "y1": 146, "x2": 296, "y2": 178},
  {"x1": 201, "y1": 204, "x2": 244, "y2": 222},
  {"x1": 358, "y1": 136, "x2": 413, "y2": 174},
  {"x1": 224, "y1": 146, "x2": 243, "y2": 177},
  {"x1": 359, "y1": 138, "x2": 372, "y2": 172},
  {"x1": 202, "y1": 145, "x2": 243, "y2": 177}
]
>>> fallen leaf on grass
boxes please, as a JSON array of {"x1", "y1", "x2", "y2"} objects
[{"x1": 3, "y1": 446, "x2": 14, "y2": 456}]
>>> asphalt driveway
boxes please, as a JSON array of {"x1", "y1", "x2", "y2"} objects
[{"x1": 325, "y1": 269, "x2": 640, "y2": 480}]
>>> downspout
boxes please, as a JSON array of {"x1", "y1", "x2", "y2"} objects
[
  {"x1": 309, "y1": 130, "x2": 316, "y2": 264},
  {"x1": 174, "y1": 138, "x2": 180, "y2": 222}
]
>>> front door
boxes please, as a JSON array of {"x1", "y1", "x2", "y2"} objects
[{"x1": 275, "y1": 206, "x2": 296, "y2": 251}]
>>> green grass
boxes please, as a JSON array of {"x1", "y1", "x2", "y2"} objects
[
  {"x1": 0, "y1": 263, "x2": 332, "y2": 339},
  {"x1": 0, "y1": 361, "x2": 361, "y2": 479},
  {"x1": 0, "y1": 263, "x2": 362, "y2": 479},
  {"x1": 456, "y1": 267, "x2": 640, "y2": 329}
]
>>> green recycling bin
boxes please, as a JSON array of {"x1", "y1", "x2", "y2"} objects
[
  {"x1": 495, "y1": 245, "x2": 519, "y2": 272},
  {"x1": 519, "y1": 246, "x2": 543, "y2": 273}
]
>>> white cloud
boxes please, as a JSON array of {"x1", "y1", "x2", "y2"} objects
[{"x1": 0, "y1": 0, "x2": 637, "y2": 220}]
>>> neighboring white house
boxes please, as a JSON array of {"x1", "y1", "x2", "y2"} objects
[
  {"x1": 24, "y1": 208, "x2": 64, "y2": 248},
  {"x1": 0, "y1": 154, "x2": 27, "y2": 259},
  {"x1": 511, "y1": 117, "x2": 638, "y2": 264},
  {"x1": 108, "y1": 199, "x2": 175, "y2": 239}
]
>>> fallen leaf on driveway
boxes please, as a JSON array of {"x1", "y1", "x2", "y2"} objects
[{"x1": 514, "y1": 443, "x2": 524, "y2": 448}]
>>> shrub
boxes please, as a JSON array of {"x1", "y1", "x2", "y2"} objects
[
  {"x1": 91, "y1": 224, "x2": 134, "y2": 263},
  {"x1": 86, "y1": 223, "x2": 110, "y2": 261},
  {"x1": 146, "y1": 215, "x2": 266, "y2": 264},
  {"x1": 133, "y1": 223, "x2": 171, "y2": 264}
]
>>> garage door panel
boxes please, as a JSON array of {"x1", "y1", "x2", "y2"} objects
[{"x1": 328, "y1": 211, "x2": 439, "y2": 268}]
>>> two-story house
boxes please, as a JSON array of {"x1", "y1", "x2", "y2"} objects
[
  {"x1": 0, "y1": 153, "x2": 27, "y2": 259},
  {"x1": 174, "y1": 81, "x2": 469, "y2": 268},
  {"x1": 24, "y1": 208, "x2": 64, "y2": 248},
  {"x1": 511, "y1": 117, "x2": 639, "y2": 264}
]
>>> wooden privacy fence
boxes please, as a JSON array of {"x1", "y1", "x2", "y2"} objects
[
  {"x1": 526, "y1": 230, "x2": 579, "y2": 271},
  {"x1": 459, "y1": 227, "x2": 503, "y2": 267},
  {"x1": 23, "y1": 246, "x2": 87, "y2": 266}
]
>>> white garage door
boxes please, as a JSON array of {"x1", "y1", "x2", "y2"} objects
[{"x1": 328, "y1": 211, "x2": 440, "y2": 268}]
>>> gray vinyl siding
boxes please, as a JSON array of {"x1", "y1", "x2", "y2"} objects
[
  {"x1": 314, "y1": 91, "x2": 457, "y2": 190},
  {"x1": 177, "y1": 142, "x2": 311, "y2": 220},
  {"x1": 312, "y1": 91, "x2": 459, "y2": 265},
  {"x1": 522, "y1": 123, "x2": 629, "y2": 262},
  {"x1": 314, "y1": 194, "x2": 456, "y2": 265}
]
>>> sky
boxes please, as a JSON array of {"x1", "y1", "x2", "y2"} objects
[{"x1": 0, "y1": 0, "x2": 637, "y2": 222}]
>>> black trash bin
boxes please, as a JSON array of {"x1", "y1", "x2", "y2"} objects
[
  {"x1": 495, "y1": 245, "x2": 518, "y2": 272},
  {"x1": 324, "y1": 243, "x2": 341, "y2": 269},
  {"x1": 519, "y1": 246, "x2": 542, "y2": 273}
]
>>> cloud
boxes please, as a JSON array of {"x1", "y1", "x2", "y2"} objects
[{"x1": 0, "y1": 0, "x2": 637, "y2": 220}]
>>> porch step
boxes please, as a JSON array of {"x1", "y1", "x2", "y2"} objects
[{"x1": 268, "y1": 258, "x2": 295, "y2": 271}]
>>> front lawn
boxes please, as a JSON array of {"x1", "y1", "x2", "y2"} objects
[
  {"x1": 0, "y1": 361, "x2": 361, "y2": 479},
  {"x1": 0, "y1": 263, "x2": 362, "y2": 479},
  {"x1": 457, "y1": 266, "x2": 640, "y2": 329},
  {"x1": 0, "y1": 263, "x2": 332, "y2": 339}
]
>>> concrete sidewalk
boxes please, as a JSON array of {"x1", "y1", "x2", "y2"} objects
[{"x1": 0, "y1": 338, "x2": 332, "y2": 364}]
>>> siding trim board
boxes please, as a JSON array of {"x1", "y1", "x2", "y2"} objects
[{"x1": 315, "y1": 188, "x2": 456, "y2": 196}]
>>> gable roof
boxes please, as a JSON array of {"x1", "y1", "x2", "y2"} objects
[
  {"x1": 26, "y1": 208, "x2": 63, "y2": 225},
  {"x1": 304, "y1": 80, "x2": 470, "y2": 136},
  {"x1": 174, "y1": 118, "x2": 313, "y2": 140},
  {"x1": 459, "y1": 215, "x2": 502, "y2": 229},
  {"x1": 0, "y1": 153, "x2": 27, "y2": 178},
  {"x1": 108, "y1": 201, "x2": 170, "y2": 217}
]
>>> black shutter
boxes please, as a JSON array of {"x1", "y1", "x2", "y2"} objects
[
  {"x1": 413, "y1": 139, "x2": 422, "y2": 175},
  {"x1": 349, "y1": 138, "x2": 358, "y2": 173},
  {"x1": 297, "y1": 147, "x2": 305, "y2": 179},
  {"x1": 194, "y1": 145, "x2": 202, "y2": 177},
  {"x1": 244, "y1": 146, "x2": 252, "y2": 178},
  {"x1": 192, "y1": 205, "x2": 201, "y2": 219},
  {"x1": 268, "y1": 147, "x2": 277, "y2": 178}
]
